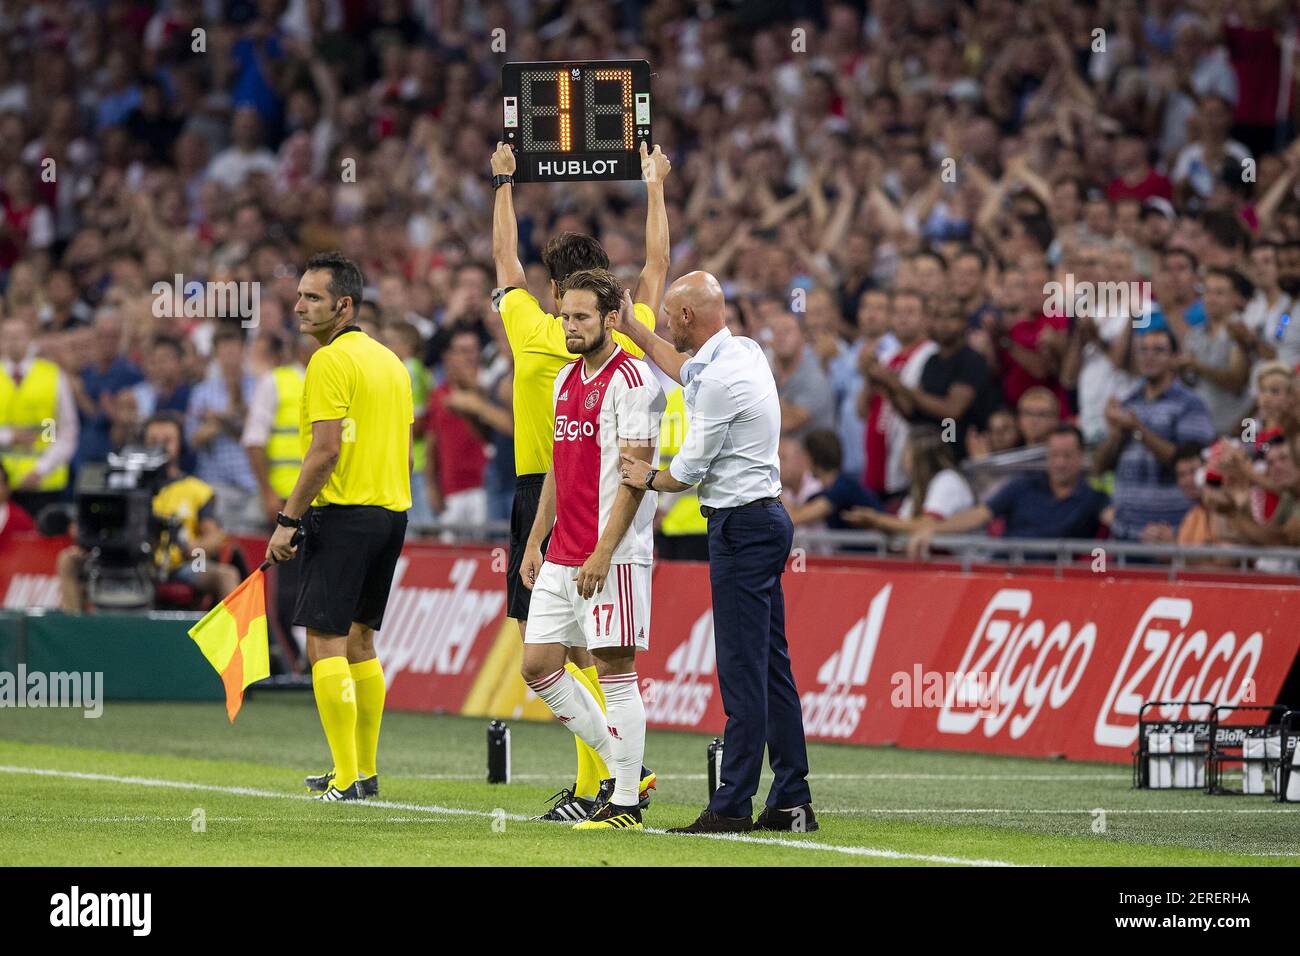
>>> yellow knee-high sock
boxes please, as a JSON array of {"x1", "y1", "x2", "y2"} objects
[
  {"x1": 350, "y1": 658, "x2": 385, "y2": 779},
  {"x1": 313, "y1": 656, "x2": 358, "y2": 790},
  {"x1": 569, "y1": 663, "x2": 609, "y2": 798}
]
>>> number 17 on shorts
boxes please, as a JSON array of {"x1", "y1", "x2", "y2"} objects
[{"x1": 526, "y1": 561, "x2": 652, "y2": 651}]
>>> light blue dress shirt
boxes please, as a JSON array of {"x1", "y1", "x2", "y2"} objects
[{"x1": 668, "y1": 327, "x2": 782, "y2": 509}]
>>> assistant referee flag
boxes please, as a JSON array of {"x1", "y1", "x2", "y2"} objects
[{"x1": 187, "y1": 568, "x2": 271, "y2": 721}]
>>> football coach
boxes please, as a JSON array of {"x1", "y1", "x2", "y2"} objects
[
  {"x1": 266, "y1": 252, "x2": 414, "y2": 803},
  {"x1": 617, "y1": 273, "x2": 816, "y2": 834}
]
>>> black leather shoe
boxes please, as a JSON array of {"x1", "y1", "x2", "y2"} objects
[
  {"x1": 753, "y1": 803, "x2": 818, "y2": 832},
  {"x1": 667, "y1": 810, "x2": 753, "y2": 834}
]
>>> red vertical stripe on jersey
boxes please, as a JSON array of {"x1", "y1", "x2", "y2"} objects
[
  {"x1": 546, "y1": 360, "x2": 603, "y2": 564},
  {"x1": 624, "y1": 564, "x2": 634, "y2": 647}
]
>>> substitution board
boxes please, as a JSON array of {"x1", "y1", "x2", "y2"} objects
[{"x1": 502, "y1": 59, "x2": 652, "y2": 182}]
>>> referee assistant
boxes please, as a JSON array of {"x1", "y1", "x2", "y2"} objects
[
  {"x1": 266, "y1": 251, "x2": 414, "y2": 803},
  {"x1": 489, "y1": 140, "x2": 671, "y2": 816},
  {"x1": 618, "y1": 271, "x2": 816, "y2": 835}
]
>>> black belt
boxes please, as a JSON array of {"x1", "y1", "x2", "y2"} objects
[{"x1": 700, "y1": 496, "x2": 781, "y2": 518}]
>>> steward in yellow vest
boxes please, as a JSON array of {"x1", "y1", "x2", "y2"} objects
[
  {"x1": 0, "y1": 357, "x2": 69, "y2": 493},
  {"x1": 243, "y1": 332, "x2": 315, "y2": 526}
]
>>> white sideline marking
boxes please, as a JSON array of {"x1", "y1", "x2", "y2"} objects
[
  {"x1": 0, "y1": 764, "x2": 1018, "y2": 867},
  {"x1": 822, "y1": 807, "x2": 1300, "y2": 815}
]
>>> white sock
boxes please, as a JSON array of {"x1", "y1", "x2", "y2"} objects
[
  {"x1": 526, "y1": 667, "x2": 614, "y2": 766},
  {"x1": 599, "y1": 672, "x2": 645, "y2": 808}
]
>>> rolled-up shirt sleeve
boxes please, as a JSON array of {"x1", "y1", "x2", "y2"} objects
[{"x1": 668, "y1": 377, "x2": 735, "y2": 487}]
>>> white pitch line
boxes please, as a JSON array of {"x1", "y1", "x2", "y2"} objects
[
  {"x1": 820, "y1": 807, "x2": 1300, "y2": 815},
  {"x1": 0, "y1": 764, "x2": 1018, "y2": 867}
]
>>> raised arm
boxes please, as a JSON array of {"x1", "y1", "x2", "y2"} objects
[
  {"x1": 614, "y1": 289, "x2": 687, "y2": 383},
  {"x1": 491, "y1": 143, "x2": 527, "y2": 291},
  {"x1": 633, "y1": 143, "x2": 672, "y2": 316}
]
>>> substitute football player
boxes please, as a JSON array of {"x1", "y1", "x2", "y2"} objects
[
  {"x1": 519, "y1": 272, "x2": 665, "y2": 830},
  {"x1": 490, "y1": 139, "x2": 670, "y2": 821}
]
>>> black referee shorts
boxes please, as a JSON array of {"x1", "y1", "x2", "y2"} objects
[
  {"x1": 507, "y1": 473, "x2": 550, "y2": 621},
  {"x1": 293, "y1": 504, "x2": 408, "y2": 636}
]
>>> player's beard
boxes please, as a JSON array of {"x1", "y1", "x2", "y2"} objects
[{"x1": 569, "y1": 329, "x2": 610, "y2": 356}]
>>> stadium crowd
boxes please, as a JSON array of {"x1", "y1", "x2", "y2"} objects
[{"x1": 4, "y1": 0, "x2": 1300, "y2": 600}]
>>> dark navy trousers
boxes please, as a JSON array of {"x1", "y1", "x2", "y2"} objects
[{"x1": 705, "y1": 501, "x2": 812, "y2": 818}]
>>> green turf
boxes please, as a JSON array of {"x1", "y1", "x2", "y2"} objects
[{"x1": 0, "y1": 695, "x2": 1296, "y2": 866}]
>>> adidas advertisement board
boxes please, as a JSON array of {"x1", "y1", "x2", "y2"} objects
[{"x1": 5, "y1": 536, "x2": 1299, "y2": 764}]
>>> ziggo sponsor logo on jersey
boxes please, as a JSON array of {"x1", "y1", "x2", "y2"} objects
[{"x1": 554, "y1": 415, "x2": 596, "y2": 442}]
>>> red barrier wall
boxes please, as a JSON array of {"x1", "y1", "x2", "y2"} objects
[{"x1": 4, "y1": 532, "x2": 1296, "y2": 763}]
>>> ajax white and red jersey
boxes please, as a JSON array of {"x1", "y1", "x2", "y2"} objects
[{"x1": 547, "y1": 347, "x2": 665, "y2": 567}]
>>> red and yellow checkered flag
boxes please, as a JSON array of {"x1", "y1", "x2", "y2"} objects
[{"x1": 187, "y1": 567, "x2": 271, "y2": 722}]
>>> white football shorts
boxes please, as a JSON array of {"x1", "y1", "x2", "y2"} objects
[{"x1": 525, "y1": 560, "x2": 651, "y2": 651}]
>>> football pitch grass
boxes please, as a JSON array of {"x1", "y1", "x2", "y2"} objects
[{"x1": 0, "y1": 695, "x2": 1296, "y2": 866}]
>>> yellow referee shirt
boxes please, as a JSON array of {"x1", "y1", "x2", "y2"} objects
[
  {"x1": 300, "y1": 328, "x2": 414, "y2": 511},
  {"x1": 498, "y1": 287, "x2": 656, "y2": 475}
]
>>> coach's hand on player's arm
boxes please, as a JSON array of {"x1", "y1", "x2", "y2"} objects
[
  {"x1": 519, "y1": 542, "x2": 544, "y2": 592},
  {"x1": 618, "y1": 451, "x2": 652, "y2": 490},
  {"x1": 491, "y1": 141, "x2": 516, "y2": 176},
  {"x1": 575, "y1": 548, "x2": 612, "y2": 601}
]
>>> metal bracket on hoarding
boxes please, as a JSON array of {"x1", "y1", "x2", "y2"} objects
[
  {"x1": 1132, "y1": 700, "x2": 1214, "y2": 791},
  {"x1": 1277, "y1": 710, "x2": 1300, "y2": 803}
]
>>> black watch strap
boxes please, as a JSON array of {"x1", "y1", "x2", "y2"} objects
[
  {"x1": 644, "y1": 468, "x2": 659, "y2": 491},
  {"x1": 492, "y1": 174, "x2": 514, "y2": 190},
  {"x1": 276, "y1": 511, "x2": 302, "y2": 529}
]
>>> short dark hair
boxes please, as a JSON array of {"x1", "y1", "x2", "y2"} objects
[
  {"x1": 802, "y1": 428, "x2": 843, "y2": 472},
  {"x1": 1019, "y1": 216, "x2": 1055, "y2": 252},
  {"x1": 1173, "y1": 441, "x2": 1205, "y2": 466},
  {"x1": 1205, "y1": 266, "x2": 1253, "y2": 301},
  {"x1": 891, "y1": 288, "x2": 928, "y2": 313},
  {"x1": 953, "y1": 246, "x2": 987, "y2": 271},
  {"x1": 559, "y1": 268, "x2": 623, "y2": 318},
  {"x1": 910, "y1": 250, "x2": 948, "y2": 273},
  {"x1": 1163, "y1": 247, "x2": 1199, "y2": 272},
  {"x1": 541, "y1": 233, "x2": 609, "y2": 283},
  {"x1": 151, "y1": 334, "x2": 184, "y2": 359},
  {"x1": 142, "y1": 410, "x2": 185, "y2": 447},
  {"x1": 1048, "y1": 424, "x2": 1085, "y2": 449},
  {"x1": 1139, "y1": 326, "x2": 1179, "y2": 354},
  {"x1": 304, "y1": 251, "x2": 364, "y2": 314}
]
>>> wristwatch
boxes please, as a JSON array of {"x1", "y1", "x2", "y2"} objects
[
  {"x1": 644, "y1": 468, "x2": 659, "y2": 491},
  {"x1": 491, "y1": 174, "x2": 513, "y2": 190},
  {"x1": 275, "y1": 511, "x2": 302, "y2": 529}
]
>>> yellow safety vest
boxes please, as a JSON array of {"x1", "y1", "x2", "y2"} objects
[
  {"x1": 267, "y1": 365, "x2": 304, "y2": 499},
  {"x1": 0, "y1": 359, "x2": 68, "y2": 492},
  {"x1": 658, "y1": 386, "x2": 708, "y2": 536}
]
